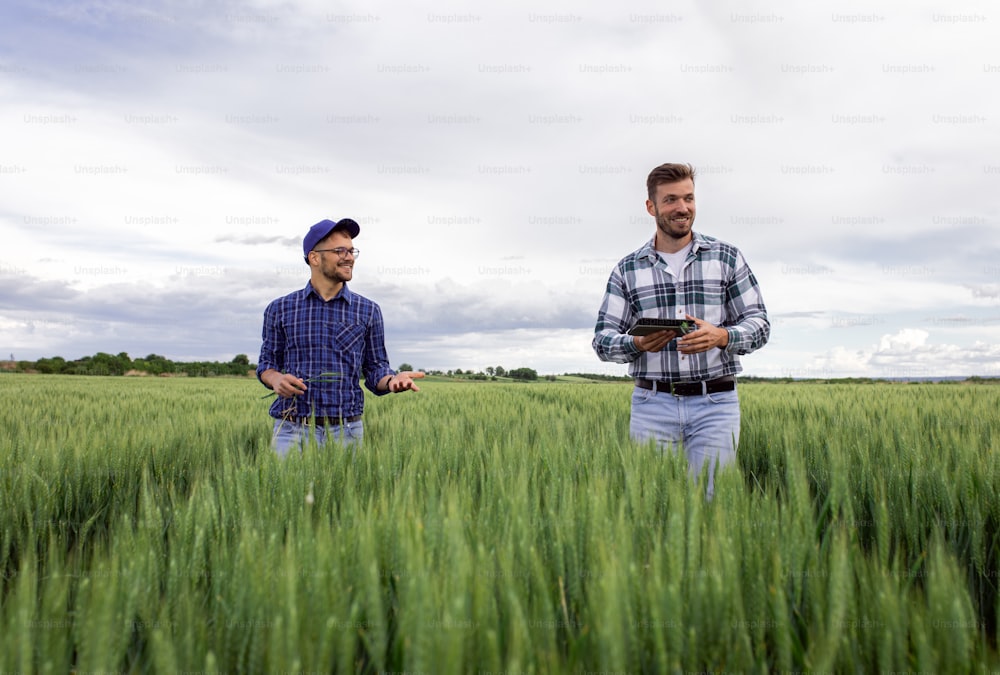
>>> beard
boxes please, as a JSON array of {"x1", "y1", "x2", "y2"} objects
[
  {"x1": 321, "y1": 260, "x2": 353, "y2": 284},
  {"x1": 655, "y1": 208, "x2": 694, "y2": 240}
]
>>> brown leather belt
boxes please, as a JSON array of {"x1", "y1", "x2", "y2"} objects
[
  {"x1": 292, "y1": 415, "x2": 362, "y2": 426},
  {"x1": 634, "y1": 376, "x2": 736, "y2": 396}
]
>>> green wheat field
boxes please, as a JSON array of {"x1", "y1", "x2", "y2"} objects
[{"x1": 1, "y1": 375, "x2": 998, "y2": 673}]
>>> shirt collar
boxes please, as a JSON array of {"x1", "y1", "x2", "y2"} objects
[
  {"x1": 302, "y1": 280, "x2": 353, "y2": 304},
  {"x1": 639, "y1": 231, "x2": 712, "y2": 263}
]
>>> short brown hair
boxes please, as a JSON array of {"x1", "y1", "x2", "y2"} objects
[{"x1": 646, "y1": 163, "x2": 696, "y2": 200}]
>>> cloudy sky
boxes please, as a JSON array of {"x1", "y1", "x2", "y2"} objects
[{"x1": 2, "y1": 0, "x2": 998, "y2": 378}]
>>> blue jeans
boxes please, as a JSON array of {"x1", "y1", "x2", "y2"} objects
[
  {"x1": 629, "y1": 386, "x2": 741, "y2": 499},
  {"x1": 270, "y1": 418, "x2": 364, "y2": 458}
]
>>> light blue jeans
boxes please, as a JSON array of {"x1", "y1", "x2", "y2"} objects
[
  {"x1": 630, "y1": 386, "x2": 741, "y2": 499},
  {"x1": 270, "y1": 418, "x2": 364, "y2": 459}
]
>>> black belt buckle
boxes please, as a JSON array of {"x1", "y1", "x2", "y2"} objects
[
  {"x1": 300, "y1": 415, "x2": 361, "y2": 426},
  {"x1": 670, "y1": 381, "x2": 702, "y2": 397},
  {"x1": 635, "y1": 377, "x2": 731, "y2": 396}
]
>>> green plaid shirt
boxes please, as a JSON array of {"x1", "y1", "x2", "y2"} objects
[{"x1": 592, "y1": 232, "x2": 769, "y2": 381}]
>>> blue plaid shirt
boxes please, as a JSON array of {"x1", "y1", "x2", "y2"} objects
[
  {"x1": 592, "y1": 232, "x2": 770, "y2": 381},
  {"x1": 256, "y1": 282, "x2": 394, "y2": 420}
]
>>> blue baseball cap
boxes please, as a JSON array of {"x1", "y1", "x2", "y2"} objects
[{"x1": 302, "y1": 218, "x2": 360, "y2": 261}]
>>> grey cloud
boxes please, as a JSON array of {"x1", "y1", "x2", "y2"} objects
[
  {"x1": 815, "y1": 225, "x2": 998, "y2": 275},
  {"x1": 1, "y1": 270, "x2": 271, "y2": 359},
  {"x1": 1, "y1": 268, "x2": 597, "y2": 362},
  {"x1": 215, "y1": 234, "x2": 299, "y2": 247},
  {"x1": 359, "y1": 277, "x2": 596, "y2": 335}
]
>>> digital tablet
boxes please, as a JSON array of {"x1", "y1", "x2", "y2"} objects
[{"x1": 627, "y1": 318, "x2": 694, "y2": 336}]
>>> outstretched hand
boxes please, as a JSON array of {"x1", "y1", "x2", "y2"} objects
[{"x1": 388, "y1": 371, "x2": 425, "y2": 393}]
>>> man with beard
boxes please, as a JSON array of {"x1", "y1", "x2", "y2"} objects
[
  {"x1": 257, "y1": 218, "x2": 423, "y2": 457},
  {"x1": 592, "y1": 163, "x2": 770, "y2": 498}
]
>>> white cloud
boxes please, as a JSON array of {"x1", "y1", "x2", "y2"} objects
[
  {"x1": 877, "y1": 328, "x2": 930, "y2": 352},
  {"x1": 809, "y1": 328, "x2": 1000, "y2": 378}
]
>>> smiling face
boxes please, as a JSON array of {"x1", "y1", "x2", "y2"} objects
[
  {"x1": 646, "y1": 178, "x2": 696, "y2": 249},
  {"x1": 308, "y1": 229, "x2": 355, "y2": 286}
]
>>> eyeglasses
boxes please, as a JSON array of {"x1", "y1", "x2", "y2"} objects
[{"x1": 312, "y1": 247, "x2": 360, "y2": 259}]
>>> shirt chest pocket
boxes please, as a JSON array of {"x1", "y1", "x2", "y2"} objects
[
  {"x1": 331, "y1": 323, "x2": 365, "y2": 352},
  {"x1": 284, "y1": 322, "x2": 365, "y2": 355}
]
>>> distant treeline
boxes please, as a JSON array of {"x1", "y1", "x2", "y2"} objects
[
  {"x1": 739, "y1": 375, "x2": 1000, "y2": 384},
  {"x1": 563, "y1": 372, "x2": 634, "y2": 382},
  {"x1": 3, "y1": 355, "x2": 997, "y2": 384},
  {"x1": 3, "y1": 353, "x2": 255, "y2": 377}
]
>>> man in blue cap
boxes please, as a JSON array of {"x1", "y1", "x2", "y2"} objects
[{"x1": 257, "y1": 218, "x2": 423, "y2": 457}]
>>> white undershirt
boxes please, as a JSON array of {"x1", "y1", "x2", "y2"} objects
[{"x1": 657, "y1": 241, "x2": 693, "y2": 280}]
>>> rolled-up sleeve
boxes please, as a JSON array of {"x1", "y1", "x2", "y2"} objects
[
  {"x1": 256, "y1": 300, "x2": 284, "y2": 387},
  {"x1": 723, "y1": 252, "x2": 770, "y2": 356},
  {"x1": 592, "y1": 267, "x2": 642, "y2": 364},
  {"x1": 362, "y1": 302, "x2": 395, "y2": 395}
]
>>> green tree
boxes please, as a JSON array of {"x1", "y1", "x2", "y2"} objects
[
  {"x1": 90, "y1": 352, "x2": 129, "y2": 376},
  {"x1": 35, "y1": 356, "x2": 66, "y2": 374},
  {"x1": 232, "y1": 354, "x2": 250, "y2": 366},
  {"x1": 138, "y1": 354, "x2": 170, "y2": 375},
  {"x1": 398, "y1": 363, "x2": 413, "y2": 372}
]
